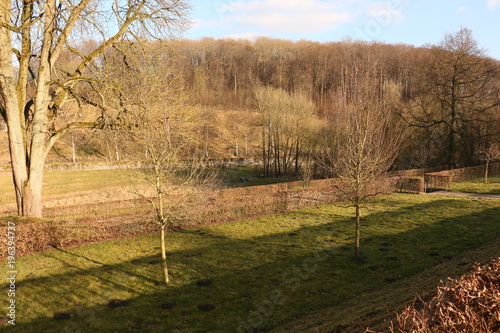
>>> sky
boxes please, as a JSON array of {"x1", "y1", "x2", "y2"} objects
[{"x1": 185, "y1": 0, "x2": 500, "y2": 60}]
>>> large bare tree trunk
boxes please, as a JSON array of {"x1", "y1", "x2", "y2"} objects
[
  {"x1": 0, "y1": 2, "x2": 28, "y2": 216},
  {"x1": 5, "y1": 107, "x2": 29, "y2": 216}
]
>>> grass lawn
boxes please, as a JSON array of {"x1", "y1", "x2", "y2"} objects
[
  {"x1": 0, "y1": 169, "x2": 132, "y2": 206},
  {"x1": 0, "y1": 166, "x2": 281, "y2": 207},
  {"x1": 451, "y1": 174, "x2": 500, "y2": 195},
  {"x1": 1, "y1": 194, "x2": 499, "y2": 332}
]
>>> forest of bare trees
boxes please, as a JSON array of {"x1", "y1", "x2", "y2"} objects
[
  {"x1": 117, "y1": 28, "x2": 498, "y2": 172},
  {"x1": 48, "y1": 29, "x2": 500, "y2": 176},
  {"x1": 2, "y1": 5, "x2": 499, "y2": 218}
]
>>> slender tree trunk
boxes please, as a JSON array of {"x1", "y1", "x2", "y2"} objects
[
  {"x1": 155, "y1": 168, "x2": 170, "y2": 285},
  {"x1": 355, "y1": 204, "x2": 361, "y2": 258},
  {"x1": 160, "y1": 224, "x2": 170, "y2": 284},
  {"x1": 115, "y1": 142, "x2": 120, "y2": 161},
  {"x1": 71, "y1": 133, "x2": 76, "y2": 163},
  {"x1": 233, "y1": 125, "x2": 239, "y2": 157},
  {"x1": 484, "y1": 158, "x2": 490, "y2": 184}
]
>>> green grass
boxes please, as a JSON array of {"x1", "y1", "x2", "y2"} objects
[
  {"x1": 0, "y1": 167, "x2": 286, "y2": 207},
  {"x1": 451, "y1": 174, "x2": 500, "y2": 195},
  {"x1": 0, "y1": 169, "x2": 131, "y2": 206},
  {"x1": 1, "y1": 194, "x2": 499, "y2": 332}
]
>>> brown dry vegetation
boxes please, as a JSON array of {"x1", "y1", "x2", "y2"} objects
[
  {"x1": 3, "y1": 30, "x2": 498, "y2": 172},
  {"x1": 370, "y1": 257, "x2": 500, "y2": 333}
]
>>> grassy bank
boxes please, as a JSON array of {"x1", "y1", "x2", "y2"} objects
[
  {"x1": 1, "y1": 194, "x2": 499, "y2": 332},
  {"x1": 0, "y1": 169, "x2": 131, "y2": 207},
  {"x1": 451, "y1": 174, "x2": 500, "y2": 195},
  {"x1": 0, "y1": 166, "x2": 277, "y2": 208}
]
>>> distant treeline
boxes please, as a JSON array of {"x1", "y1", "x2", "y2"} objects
[{"x1": 58, "y1": 29, "x2": 500, "y2": 170}]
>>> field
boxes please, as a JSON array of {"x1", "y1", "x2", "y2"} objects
[
  {"x1": 1, "y1": 188, "x2": 499, "y2": 332},
  {"x1": 451, "y1": 174, "x2": 500, "y2": 195},
  {"x1": 0, "y1": 166, "x2": 286, "y2": 218}
]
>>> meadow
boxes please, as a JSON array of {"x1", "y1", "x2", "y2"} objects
[
  {"x1": 451, "y1": 174, "x2": 500, "y2": 195},
  {"x1": 1, "y1": 187, "x2": 499, "y2": 332}
]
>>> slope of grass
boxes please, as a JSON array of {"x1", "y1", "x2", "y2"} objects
[
  {"x1": 1, "y1": 194, "x2": 499, "y2": 332},
  {"x1": 451, "y1": 174, "x2": 500, "y2": 195},
  {"x1": 0, "y1": 169, "x2": 132, "y2": 206},
  {"x1": 0, "y1": 167, "x2": 281, "y2": 208}
]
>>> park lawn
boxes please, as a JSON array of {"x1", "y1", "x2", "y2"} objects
[
  {"x1": 0, "y1": 166, "x2": 277, "y2": 207},
  {"x1": 451, "y1": 174, "x2": 500, "y2": 195},
  {"x1": 0, "y1": 169, "x2": 132, "y2": 206},
  {"x1": 1, "y1": 193, "x2": 499, "y2": 332}
]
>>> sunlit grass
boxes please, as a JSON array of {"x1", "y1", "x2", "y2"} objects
[
  {"x1": 451, "y1": 174, "x2": 500, "y2": 195},
  {"x1": 0, "y1": 169, "x2": 132, "y2": 206},
  {"x1": 1, "y1": 194, "x2": 498, "y2": 332},
  {"x1": 0, "y1": 167, "x2": 285, "y2": 208}
]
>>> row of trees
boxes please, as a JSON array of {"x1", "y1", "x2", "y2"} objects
[
  {"x1": 63, "y1": 30, "x2": 496, "y2": 176},
  {"x1": 87, "y1": 28, "x2": 500, "y2": 260},
  {"x1": 169, "y1": 32, "x2": 500, "y2": 170}
]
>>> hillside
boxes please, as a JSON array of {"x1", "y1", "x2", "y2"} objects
[{"x1": 0, "y1": 108, "x2": 263, "y2": 167}]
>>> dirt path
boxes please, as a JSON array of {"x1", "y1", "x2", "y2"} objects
[{"x1": 427, "y1": 191, "x2": 500, "y2": 199}]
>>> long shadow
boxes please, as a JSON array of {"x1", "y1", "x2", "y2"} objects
[{"x1": 1, "y1": 198, "x2": 499, "y2": 332}]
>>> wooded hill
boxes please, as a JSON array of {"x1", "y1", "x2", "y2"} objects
[{"x1": 6, "y1": 28, "x2": 499, "y2": 173}]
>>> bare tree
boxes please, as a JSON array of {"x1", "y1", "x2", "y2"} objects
[
  {"x1": 0, "y1": 0, "x2": 190, "y2": 217},
  {"x1": 325, "y1": 59, "x2": 403, "y2": 258},
  {"x1": 479, "y1": 143, "x2": 500, "y2": 184},
  {"x1": 124, "y1": 108, "x2": 208, "y2": 285},
  {"x1": 114, "y1": 44, "x2": 214, "y2": 284},
  {"x1": 405, "y1": 28, "x2": 500, "y2": 168},
  {"x1": 255, "y1": 86, "x2": 321, "y2": 177}
]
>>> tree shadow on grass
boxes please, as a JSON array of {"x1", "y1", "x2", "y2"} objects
[{"x1": 1, "y1": 198, "x2": 499, "y2": 332}]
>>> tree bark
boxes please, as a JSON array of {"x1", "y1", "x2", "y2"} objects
[
  {"x1": 355, "y1": 204, "x2": 361, "y2": 258},
  {"x1": 0, "y1": 2, "x2": 28, "y2": 216},
  {"x1": 484, "y1": 158, "x2": 490, "y2": 184},
  {"x1": 160, "y1": 225, "x2": 170, "y2": 285}
]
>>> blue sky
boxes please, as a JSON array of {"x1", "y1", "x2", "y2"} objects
[{"x1": 185, "y1": 0, "x2": 500, "y2": 60}]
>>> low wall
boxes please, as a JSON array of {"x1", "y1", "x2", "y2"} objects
[{"x1": 44, "y1": 158, "x2": 264, "y2": 171}]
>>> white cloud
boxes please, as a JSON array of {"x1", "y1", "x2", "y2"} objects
[
  {"x1": 222, "y1": 32, "x2": 269, "y2": 41},
  {"x1": 189, "y1": 19, "x2": 203, "y2": 29},
  {"x1": 487, "y1": 0, "x2": 500, "y2": 7},
  {"x1": 215, "y1": 0, "x2": 353, "y2": 33},
  {"x1": 367, "y1": 2, "x2": 405, "y2": 24},
  {"x1": 455, "y1": 6, "x2": 470, "y2": 13}
]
